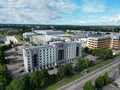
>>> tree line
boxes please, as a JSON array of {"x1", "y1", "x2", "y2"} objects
[
  {"x1": 83, "y1": 47, "x2": 113, "y2": 60},
  {"x1": 0, "y1": 44, "x2": 13, "y2": 90},
  {"x1": 1, "y1": 25, "x2": 120, "y2": 32}
]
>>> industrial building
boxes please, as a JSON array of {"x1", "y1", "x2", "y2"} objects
[
  {"x1": 34, "y1": 30, "x2": 64, "y2": 35},
  {"x1": 31, "y1": 34, "x2": 74, "y2": 45},
  {"x1": 23, "y1": 41, "x2": 82, "y2": 72},
  {"x1": 23, "y1": 32, "x2": 36, "y2": 39}
]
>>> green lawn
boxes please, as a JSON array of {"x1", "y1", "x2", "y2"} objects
[
  {"x1": 88, "y1": 59, "x2": 113, "y2": 72},
  {"x1": 46, "y1": 73, "x2": 83, "y2": 90},
  {"x1": 46, "y1": 59, "x2": 114, "y2": 90}
]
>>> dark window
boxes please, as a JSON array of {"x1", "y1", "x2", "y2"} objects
[
  {"x1": 76, "y1": 47, "x2": 79, "y2": 56},
  {"x1": 32, "y1": 54, "x2": 38, "y2": 67},
  {"x1": 58, "y1": 49, "x2": 64, "y2": 61}
]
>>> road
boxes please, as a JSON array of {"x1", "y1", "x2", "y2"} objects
[{"x1": 58, "y1": 58, "x2": 120, "y2": 90}]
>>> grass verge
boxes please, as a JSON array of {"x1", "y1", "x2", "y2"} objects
[
  {"x1": 87, "y1": 59, "x2": 113, "y2": 72},
  {"x1": 46, "y1": 73, "x2": 83, "y2": 90},
  {"x1": 46, "y1": 59, "x2": 114, "y2": 90}
]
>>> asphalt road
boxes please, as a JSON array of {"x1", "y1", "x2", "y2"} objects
[{"x1": 58, "y1": 58, "x2": 120, "y2": 90}]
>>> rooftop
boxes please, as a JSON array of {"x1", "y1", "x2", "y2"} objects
[{"x1": 34, "y1": 30, "x2": 64, "y2": 35}]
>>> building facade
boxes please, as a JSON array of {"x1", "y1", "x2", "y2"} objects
[
  {"x1": 23, "y1": 41, "x2": 82, "y2": 73},
  {"x1": 87, "y1": 37, "x2": 111, "y2": 49},
  {"x1": 111, "y1": 34, "x2": 120, "y2": 50},
  {"x1": 87, "y1": 34, "x2": 120, "y2": 50}
]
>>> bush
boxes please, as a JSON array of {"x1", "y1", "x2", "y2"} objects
[{"x1": 112, "y1": 82, "x2": 118, "y2": 87}]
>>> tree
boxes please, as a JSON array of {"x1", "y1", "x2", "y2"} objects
[
  {"x1": 0, "y1": 46, "x2": 5, "y2": 64},
  {"x1": 95, "y1": 76, "x2": 104, "y2": 89},
  {"x1": 76, "y1": 58, "x2": 89, "y2": 72},
  {"x1": 6, "y1": 79, "x2": 22, "y2": 90},
  {"x1": 83, "y1": 47, "x2": 89, "y2": 53},
  {"x1": 58, "y1": 65, "x2": 66, "y2": 79},
  {"x1": 65, "y1": 64, "x2": 74, "y2": 76},
  {"x1": 0, "y1": 64, "x2": 12, "y2": 90},
  {"x1": 39, "y1": 69, "x2": 49, "y2": 87},
  {"x1": 103, "y1": 72, "x2": 109, "y2": 85},
  {"x1": 30, "y1": 69, "x2": 49, "y2": 89},
  {"x1": 58, "y1": 64, "x2": 73, "y2": 79},
  {"x1": 90, "y1": 49, "x2": 113, "y2": 60},
  {"x1": 30, "y1": 71, "x2": 41, "y2": 89},
  {"x1": 83, "y1": 80, "x2": 94, "y2": 90}
]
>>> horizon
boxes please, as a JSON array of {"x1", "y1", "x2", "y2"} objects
[{"x1": 0, "y1": 0, "x2": 120, "y2": 25}]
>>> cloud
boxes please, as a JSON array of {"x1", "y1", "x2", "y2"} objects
[
  {"x1": 99, "y1": 15, "x2": 120, "y2": 24},
  {"x1": 76, "y1": 20, "x2": 86, "y2": 25},
  {"x1": 81, "y1": 0, "x2": 105, "y2": 13},
  {"x1": 0, "y1": 0, "x2": 78, "y2": 24},
  {"x1": 77, "y1": 14, "x2": 120, "y2": 25}
]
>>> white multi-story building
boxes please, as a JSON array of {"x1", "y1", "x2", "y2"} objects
[{"x1": 23, "y1": 41, "x2": 82, "y2": 73}]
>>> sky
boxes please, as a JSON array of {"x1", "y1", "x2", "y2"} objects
[{"x1": 0, "y1": 0, "x2": 120, "y2": 25}]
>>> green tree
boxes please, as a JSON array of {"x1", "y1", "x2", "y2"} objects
[
  {"x1": 90, "y1": 49, "x2": 113, "y2": 60},
  {"x1": 95, "y1": 76, "x2": 104, "y2": 89},
  {"x1": 30, "y1": 69, "x2": 49, "y2": 89},
  {"x1": 65, "y1": 64, "x2": 74, "y2": 76},
  {"x1": 76, "y1": 58, "x2": 89, "y2": 72},
  {"x1": 6, "y1": 79, "x2": 23, "y2": 90},
  {"x1": 83, "y1": 47, "x2": 89, "y2": 53},
  {"x1": 83, "y1": 80, "x2": 94, "y2": 90},
  {"x1": 0, "y1": 64, "x2": 12, "y2": 90},
  {"x1": 58, "y1": 64, "x2": 73, "y2": 79},
  {"x1": 103, "y1": 72, "x2": 109, "y2": 85},
  {"x1": 58, "y1": 65, "x2": 66, "y2": 79}
]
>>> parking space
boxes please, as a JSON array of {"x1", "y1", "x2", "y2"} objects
[
  {"x1": 5, "y1": 45, "x2": 27, "y2": 78},
  {"x1": 7, "y1": 62, "x2": 26, "y2": 78}
]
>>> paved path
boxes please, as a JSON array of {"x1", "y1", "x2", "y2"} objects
[{"x1": 58, "y1": 58, "x2": 120, "y2": 90}]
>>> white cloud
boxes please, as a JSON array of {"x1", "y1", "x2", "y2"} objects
[
  {"x1": 81, "y1": 0, "x2": 105, "y2": 13},
  {"x1": 99, "y1": 15, "x2": 120, "y2": 24},
  {"x1": 0, "y1": 0, "x2": 78, "y2": 24},
  {"x1": 76, "y1": 20, "x2": 86, "y2": 25},
  {"x1": 77, "y1": 14, "x2": 120, "y2": 25}
]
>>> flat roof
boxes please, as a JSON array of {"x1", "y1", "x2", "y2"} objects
[
  {"x1": 24, "y1": 45, "x2": 54, "y2": 51},
  {"x1": 88, "y1": 36, "x2": 110, "y2": 40}
]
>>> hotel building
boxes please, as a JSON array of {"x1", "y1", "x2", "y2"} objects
[{"x1": 23, "y1": 41, "x2": 82, "y2": 73}]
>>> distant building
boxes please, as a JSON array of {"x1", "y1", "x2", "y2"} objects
[
  {"x1": 23, "y1": 41, "x2": 82, "y2": 73},
  {"x1": 0, "y1": 36, "x2": 18, "y2": 44},
  {"x1": 23, "y1": 32, "x2": 36, "y2": 39},
  {"x1": 31, "y1": 35, "x2": 63, "y2": 45},
  {"x1": 34, "y1": 30, "x2": 64, "y2": 35}
]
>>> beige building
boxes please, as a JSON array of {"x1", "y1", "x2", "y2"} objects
[
  {"x1": 111, "y1": 36, "x2": 120, "y2": 50},
  {"x1": 87, "y1": 34, "x2": 120, "y2": 50}
]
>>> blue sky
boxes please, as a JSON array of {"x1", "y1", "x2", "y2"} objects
[{"x1": 0, "y1": 0, "x2": 120, "y2": 25}]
